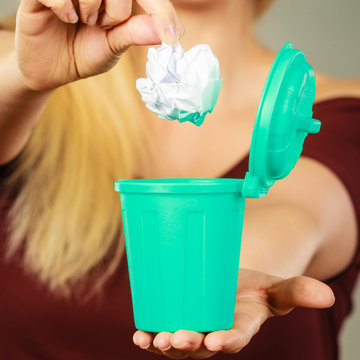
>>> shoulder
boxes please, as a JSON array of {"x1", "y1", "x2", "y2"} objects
[
  {"x1": 310, "y1": 75, "x2": 360, "y2": 147},
  {"x1": 315, "y1": 73, "x2": 360, "y2": 103}
]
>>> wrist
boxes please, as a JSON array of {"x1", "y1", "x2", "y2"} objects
[
  {"x1": 0, "y1": 50, "x2": 54, "y2": 165},
  {"x1": 0, "y1": 50, "x2": 53, "y2": 133},
  {"x1": 4, "y1": 50, "x2": 54, "y2": 98}
]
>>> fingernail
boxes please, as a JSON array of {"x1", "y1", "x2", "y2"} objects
[
  {"x1": 179, "y1": 24, "x2": 185, "y2": 39},
  {"x1": 67, "y1": 10, "x2": 78, "y2": 24},
  {"x1": 87, "y1": 12, "x2": 98, "y2": 26},
  {"x1": 161, "y1": 345, "x2": 172, "y2": 351},
  {"x1": 211, "y1": 345, "x2": 223, "y2": 351},
  {"x1": 175, "y1": 342, "x2": 189, "y2": 349},
  {"x1": 164, "y1": 24, "x2": 178, "y2": 44},
  {"x1": 139, "y1": 344, "x2": 150, "y2": 349}
]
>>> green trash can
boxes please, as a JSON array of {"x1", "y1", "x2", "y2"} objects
[{"x1": 114, "y1": 43, "x2": 321, "y2": 333}]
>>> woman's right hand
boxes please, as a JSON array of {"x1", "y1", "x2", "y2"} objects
[{"x1": 15, "y1": 0, "x2": 181, "y2": 91}]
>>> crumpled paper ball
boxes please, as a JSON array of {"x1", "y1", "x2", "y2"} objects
[{"x1": 136, "y1": 42, "x2": 223, "y2": 126}]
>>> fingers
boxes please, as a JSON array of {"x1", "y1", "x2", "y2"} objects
[
  {"x1": 204, "y1": 321, "x2": 256, "y2": 354},
  {"x1": 136, "y1": 0, "x2": 181, "y2": 44},
  {"x1": 134, "y1": 330, "x2": 190, "y2": 358},
  {"x1": 98, "y1": 0, "x2": 132, "y2": 29},
  {"x1": 204, "y1": 301, "x2": 269, "y2": 354},
  {"x1": 169, "y1": 330, "x2": 216, "y2": 359},
  {"x1": 153, "y1": 331, "x2": 173, "y2": 351},
  {"x1": 97, "y1": 0, "x2": 182, "y2": 43},
  {"x1": 22, "y1": 0, "x2": 184, "y2": 45},
  {"x1": 156, "y1": 330, "x2": 205, "y2": 352},
  {"x1": 22, "y1": 0, "x2": 79, "y2": 24},
  {"x1": 101, "y1": 0, "x2": 184, "y2": 42},
  {"x1": 133, "y1": 330, "x2": 154, "y2": 349},
  {"x1": 205, "y1": 330, "x2": 250, "y2": 355},
  {"x1": 133, "y1": 330, "x2": 163, "y2": 355},
  {"x1": 107, "y1": 14, "x2": 161, "y2": 55},
  {"x1": 154, "y1": 330, "x2": 217, "y2": 359},
  {"x1": 78, "y1": 0, "x2": 102, "y2": 26},
  {"x1": 135, "y1": 329, "x2": 218, "y2": 359},
  {"x1": 268, "y1": 276, "x2": 335, "y2": 315}
]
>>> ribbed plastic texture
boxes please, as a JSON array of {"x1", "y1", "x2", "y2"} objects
[{"x1": 118, "y1": 179, "x2": 245, "y2": 332}]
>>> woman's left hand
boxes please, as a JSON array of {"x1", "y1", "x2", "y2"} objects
[{"x1": 133, "y1": 268, "x2": 335, "y2": 359}]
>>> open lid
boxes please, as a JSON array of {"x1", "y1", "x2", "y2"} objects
[{"x1": 242, "y1": 42, "x2": 321, "y2": 198}]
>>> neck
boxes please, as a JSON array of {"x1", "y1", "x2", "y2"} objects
[
  {"x1": 175, "y1": 1, "x2": 258, "y2": 65},
  {"x1": 172, "y1": 1, "x2": 274, "y2": 109}
]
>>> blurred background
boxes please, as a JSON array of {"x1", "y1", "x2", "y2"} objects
[{"x1": 1, "y1": 0, "x2": 359, "y2": 358}]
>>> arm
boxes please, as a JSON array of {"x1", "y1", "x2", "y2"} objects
[
  {"x1": 133, "y1": 157, "x2": 357, "y2": 357},
  {"x1": 0, "y1": 0, "x2": 181, "y2": 165},
  {"x1": 253, "y1": 156, "x2": 357, "y2": 281},
  {"x1": 0, "y1": 31, "x2": 52, "y2": 165}
]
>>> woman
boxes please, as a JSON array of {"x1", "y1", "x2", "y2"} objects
[{"x1": 0, "y1": 0, "x2": 359, "y2": 359}]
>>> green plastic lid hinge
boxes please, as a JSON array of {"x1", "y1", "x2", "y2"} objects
[{"x1": 242, "y1": 172, "x2": 269, "y2": 199}]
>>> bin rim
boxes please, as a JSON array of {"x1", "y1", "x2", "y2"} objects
[{"x1": 114, "y1": 178, "x2": 244, "y2": 194}]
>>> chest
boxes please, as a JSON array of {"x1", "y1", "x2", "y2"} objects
[{"x1": 138, "y1": 109, "x2": 257, "y2": 179}]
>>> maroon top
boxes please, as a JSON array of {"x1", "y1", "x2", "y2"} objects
[{"x1": 0, "y1": 97, "x2": 359, "y2": 359}]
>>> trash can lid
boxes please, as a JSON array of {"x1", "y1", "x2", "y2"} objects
[{"x1": 242, "y1": 42, "x2": 320, "y2": 198}]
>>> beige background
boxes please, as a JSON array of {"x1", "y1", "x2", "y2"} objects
[{"x1": 1, "y1": 0, "x2": 359, "y2": 359}]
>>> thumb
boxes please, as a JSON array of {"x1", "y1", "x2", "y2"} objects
[
  {"x1": 136, "y1": 0, "x2": 181, "y2": 44},
  {"x1": 267, "y1": 276, "x2": 335, "y2": 315},
  {"x1": 107, "y1": 14, "x2": 161, "y2": 55}
]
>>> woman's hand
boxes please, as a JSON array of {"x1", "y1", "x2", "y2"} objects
[
  {"x1": 133, "y1": 269, "x2": 335, "y2": 359},
  {"x1": 15, "y1": 0, "x2": 180, "y2": 91}
]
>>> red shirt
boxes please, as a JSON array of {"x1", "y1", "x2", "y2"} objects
[{"x1": 1, "y1": 97, "x2": 359, "y2": 359}]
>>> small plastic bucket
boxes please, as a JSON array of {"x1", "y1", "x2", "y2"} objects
[
  {"x1": 115, "y1": 43, "x2": 319, "y2": 333},
  {"x1": 115, "y1": 178, "x2": 245, "y2": 332}
]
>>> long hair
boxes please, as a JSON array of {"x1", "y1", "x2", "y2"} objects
[{"x1": 4, "y1": 48, "x2": 152, "y2": 298}]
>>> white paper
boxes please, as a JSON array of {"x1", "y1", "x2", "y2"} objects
[{"x1": 136, "y1": 43, "x2": 223, "y2": 126}]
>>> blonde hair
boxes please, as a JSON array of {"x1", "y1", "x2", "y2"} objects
[{"x1": 5, "y1": 50, "x2": 151, "y2": 298}]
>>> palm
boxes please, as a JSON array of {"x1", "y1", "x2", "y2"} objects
[
  {"x1": 73, "y1": 25, "x2": 119, "y2": 78},
  {"x1": 133, "y1": 269, "x2": 334, "y2": 358}
]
